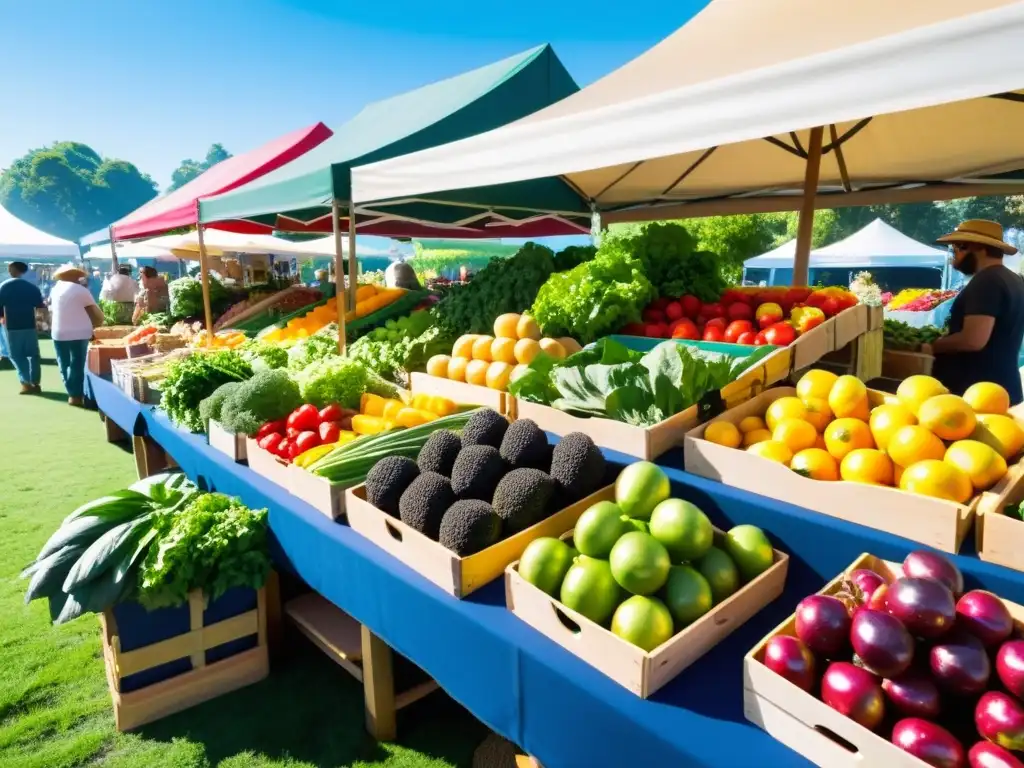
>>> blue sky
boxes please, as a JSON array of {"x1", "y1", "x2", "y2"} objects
[{"x1": 0, "y1": 0, "x2": 706, "y2": 190}]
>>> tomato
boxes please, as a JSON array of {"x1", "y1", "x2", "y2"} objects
[
  {"x1": 294, "y1": 431, "x2": 319, "y2": 456},
  {"x1": 286, "y1": 427, "x2": 302, "y2": 439},
  {"x1": 621, "y1": 322, "x2": 646, "y2": 336},
  {"x1": 664, "y1": 302, "x2": 684, "y2": 321},
  {"x1": 670, "y1": 319, "x2": 699, "y2": 340},
  {"x1": 753, "y1": 331, "x2": 768, "y2": 346},
  {"x1": 680, "y1": 295, "x2": 702, "y2": 319},
  {"x1": 643, "y1": 323, "x2": 664, "y2": 338},
  {"x1": 258, "y1": 433, "x2": 283, "y2": 454},
  {"x1": 727, "y1": 302, "x2": 754, "y2": 322},
  {"x1": 724, "y1": 320, "x2": 754, "y2": 343},
  {"x1": 699, "y1": 303, "x2": 725, "y2": 320},
  {"x1": 276, "y1": 437, "x2": 293, "y2": 460},
  {"x1": 762, "y1": 322, "x2": 797, "y2": 346},
  {"x1": 256, "y1": 419, "x2": 286, "y2": 440},
  {"x1": 820, "y1": 297, "x2": 841, "y2": 317},
  {"x1": 319, "y1": 421, "x2": 341, "y2": 444},
  {"x1": 650, "y1": 297, "x2": 672, "y2": 311},
  {"x1": 642, "y1": 307, "x2": 666, "y2": 324},
  {"x1": 703, "y1": 326, "x2": 724, "y2": 342},
  {"x1": 783, "y1": 287, "x2": 813, "y2": 306},
  {"x1": 318, "y1": 404, "x2": 344, "y2": 423},
  {"x1": 287, "y1": 403, "x2": 320, "y2": 432},
  {"x1": 736, "y1": 331, "x2": 758, "y2": 345},
  {"x1": 704, "y1": 317, "x2": 727, "y2": 332}
]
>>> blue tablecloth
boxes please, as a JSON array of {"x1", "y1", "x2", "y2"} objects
[
  {"x1": 139, "y1": 403, "x2": 1024, "y2": 768},
  {"x1": 85, "y1": 371, "x2": 149, "y2": 437}
]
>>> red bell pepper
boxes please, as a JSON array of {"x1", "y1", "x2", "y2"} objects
[
  {"x1": 294, "y1": 430, "x2": 320, "y2": 456},
  {"x1": 318, "y1": 404, "x2": 344, "y2": 423},
  {"x1": 256, "y1": 419, "x2": 286, "y2": 440},
  {"x1": 286, "y1": 403, "x2": 320, "y2": 432},
  {"x1": 319, "y1": 421, "x2": 342, "y2": 444}
]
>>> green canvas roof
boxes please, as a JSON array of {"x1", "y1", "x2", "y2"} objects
[{"x1": 199, "y1": 44, "x2": 582, "y2": 231}]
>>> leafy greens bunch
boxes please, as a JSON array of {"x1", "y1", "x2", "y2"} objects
[
  {"x1": 295, "y1": 355, "x2": 397, "y2": 409},
  {"x1": 239, "y1": 339, "x2": 289, "y2": 371},
  {"x1": 169, "y1": 275, "x2": 230, "y2": 319},
  {"x1": 509, "y1": 338, "x2": 772, "y2": 427},
  {"x1": 287, "y1": 334, "x2": 338, "y2": 372},
  {"x1": 137, "y1": 492, "x2": 270, "y2": 610},
  {"x1": 161, "y1": 350, "x2": 253, "y2": 432},
  {"x1": 347, "y1": 311, "x2": 451, "y2": 384}
]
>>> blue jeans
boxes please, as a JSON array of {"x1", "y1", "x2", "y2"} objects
[
  {"x1": 53, "y1": 339, "x2": 89, "y2": 398},
  {"x1": 0, "y1": 325, "x2": 8, "y2": 358},
  {"x1": 4, "y1": 328, "x2": 40, "y2": 386}
]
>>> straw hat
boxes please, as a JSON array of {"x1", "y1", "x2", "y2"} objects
[
  {"x1": 936, "y1": 219, "x2": 1018, "y2": 255},
  {"x1": 53, "y1": 263, "x2": 87, "y2": 281}
]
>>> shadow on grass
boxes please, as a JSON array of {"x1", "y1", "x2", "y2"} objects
[{"x1": 135, "y1": 634, "x2": 488, "y2": 767}]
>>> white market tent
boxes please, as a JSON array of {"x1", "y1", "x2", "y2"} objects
[
  {"x1": 351, "y1": 0, "x2": 1024, "y2": 285},
  {"x1": 125, "y1": 231, "x2": 390, "y2": 260},
  {"x1": 0, "y1": 203, "x2": 80, "y2": 260}
]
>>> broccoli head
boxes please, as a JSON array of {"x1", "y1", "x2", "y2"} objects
[{"x1": 219, "y1": 368, "x2": 303, "y2": 436}]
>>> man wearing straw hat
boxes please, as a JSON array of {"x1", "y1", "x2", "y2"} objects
[
  {"x1": 50, "y1": 264, "x2": 103, "y2": 406},
  {"x1": 923, "y1": 220, "x2": 1024, "y2": 405},
  {"x1": 0, "y1": 261, "x2": 45, "y2": 394}
]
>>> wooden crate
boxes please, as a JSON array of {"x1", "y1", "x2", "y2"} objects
[
  {"x1": 289, "y1": 464, "x2": 346, "y2": 520},
  {"x1": 208, "y1": 420, "x2": 247, "y2": 462},
  {"x1": 744, "y1": 554, "x2": 1024, "y2": 767},
  {"x1": 244, "y1": 438, "x2": 292, "y2": 489},
  {"x1": 975, "y1": 459, "x2": 1024, "y2": 571},
  {"x1": 506, "y1": 491, "x2": 789, "y2": 698},
  {"x1": 410, "y1": 372, "x2": 506, "y2": 415},
  {"x1": 100, "y1": 587, "x2": 269, "y2": 731},
  {"x1": 344, "y1": 484, "x2": 609, "y2": 598},
  {"x1": 93, "y1": 325, "x2": 135, "y2": 340},
  {"x1": 683, "y1": 387, "x2": 1024, "y2": 553},
  {"x1": 881, "y1": 349, "x2": 934, "y2": 379},
  {"x1": 88, "y1": 342, "x2": 130, "y2": 377}
]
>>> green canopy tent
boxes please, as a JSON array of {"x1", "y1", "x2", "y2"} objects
[{"x1": 199, "y1": 44, "x2": 589, "y2": 318}]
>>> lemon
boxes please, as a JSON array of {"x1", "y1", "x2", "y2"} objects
[{"x1": 705, "y1": 421, "x2": 742, "y2": 448}]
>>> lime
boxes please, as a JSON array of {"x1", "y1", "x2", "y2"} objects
[
  {"x1": 695, "y1": 546, "x2": 740, "y2": 603},
  {"x1": 609, "y1": 532, "x2": 671, "y2": 595},
  {"x1": 518, "y1": 537, "x2": 576, "y2": 597},
  {"x1": 611, "y1": 596, "x2": 675, "y2": 651},
  {"x1": 649, "y1": 499, "x2": 713, "y2": 563},
  {"x1": 724, "y1": 525, "x2": 774, "y2": 581},
  {"x1": 560, "y1": 556, "x2": 623, "y2": 625},
  {"x1": 626, "y1": 518, "x2": 650, "y2": 534},
  {"x1": 573, "y1": 501, "x2": 630, "y2": 558},
  {"x1": 615, "y1": 462, "x2": 671, "y2": 520},
  {"x1": 663, "y1": 565, "x2": 714, "y2": 627}
]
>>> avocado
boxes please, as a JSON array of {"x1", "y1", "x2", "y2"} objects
[
  {"x1": 365, "y1": 456, "x2": 420, "y2": 517},
  {"x1": 398, "y1": 472, "x2": 455, "y2": 539},
  {"x1": 450, "y1": 444, "x2": 506, "y2": 503},
  {"x1": 491, "y1": 468, "x2": 556, "y2": 534},
  {"x1": 438, "y1": 500, "x2": 502, "y2": 555},
  {"x1": 417, "y1": 429, "x2": 462, "y2": 477}
]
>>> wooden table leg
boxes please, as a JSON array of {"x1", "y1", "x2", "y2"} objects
[
  {"x1": 132, "y1": 435, "x2": 167, "y2": 479},
  {"x1": 361, "y1": 625, "x2": 397, "y2": 741},
  {"x1": 264, "y1": 571, "x2": 284, "y2": 662},
  {"x1": 104, "y1": 414, "x2": 128, "y2": 443}
]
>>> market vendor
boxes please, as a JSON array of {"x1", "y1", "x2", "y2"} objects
[
  {"x1": 922, "y1": 219, "x2": 1024, "y2": 405},
  {"x1": 100, "y1": 265, "x2": 138, "y2": 323},
  {"x1": 132, "y1": 266, "x2": 169, "y2": 323},
  {"x1": 313, "y1": 269, "x2": 336, "y2": 299}
]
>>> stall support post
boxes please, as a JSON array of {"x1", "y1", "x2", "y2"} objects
[
  {"x1": 197, "y1": 226, "x2": 215, "y2": 341},
  {"x1": 347, "y1": 201, "x2": 358, "y2": 312},
  {"x1": 331, "y1": 200, "x2": 348, "y2": 355},
  {"x1": 108, "y1": 226, "x2": 119, "y2": 272},
  {"x1": 793, "y1": 126, "x2": 824, "y2": 287}
]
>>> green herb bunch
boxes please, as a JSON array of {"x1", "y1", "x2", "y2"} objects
[{"x1": 161, "y1": 351, "x2": 253, "y2": 432}]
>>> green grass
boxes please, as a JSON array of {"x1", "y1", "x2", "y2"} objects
[{"x1": 0, "y1": 341, "x2": 487, "y2": 767}]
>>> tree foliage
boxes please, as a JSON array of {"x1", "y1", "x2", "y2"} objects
[
  {"x1": 168, "y1": 143, "x2": 232, "y2": 192},
  {"x1": 0, "y1": 141, "x2": 158, "y2": 241}
]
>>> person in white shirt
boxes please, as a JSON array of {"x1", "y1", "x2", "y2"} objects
[
  {"x1": 100, "y1": 266, "x2": 138, "y2": 323},
  {"x1": 50, "y1": 264, "x2": 103, "y2": 406}
]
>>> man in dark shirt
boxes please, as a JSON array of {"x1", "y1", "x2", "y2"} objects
[
  {"x1": 925, "y1": 220, "x2": 1024, "y2": 405},
  {"x1": 0, "y1": 261, "x2": 45, "y2": 393}
]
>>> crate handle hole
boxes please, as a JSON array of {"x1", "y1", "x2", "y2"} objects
[
  {"x1": 714, "y1": 615, "x2": 730, "y2": 627},
  {"x1": 813, "y1": 725, "x2": 859, "y2": 754},
  {"x1": 552, "y1": 605, "x2": 581, "y2": 635},
  {"x1": 384, "y1": 520, "x2": 403, "y2": 542}
]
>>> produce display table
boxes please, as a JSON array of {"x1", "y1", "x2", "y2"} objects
[
  {"x1": 885, "y1": 302, "x2": 954, "y2": 329},
  {"x1": 85, "y1": 371, "x2": 148, "y2": 441},
  {"x1": 132, "y1": 393, "x2": 1024, "y2": 768}
]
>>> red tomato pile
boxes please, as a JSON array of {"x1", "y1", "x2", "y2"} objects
[
  {"x1": 255, "y1": 403, "x2": 357, "y2": 463},
  {"x1": 619, "y1": 286, "x2": 859, "y2": 347}
]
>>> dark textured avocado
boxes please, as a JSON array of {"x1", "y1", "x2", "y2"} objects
[
  {"x1": 499, "y1": 419, "x2": 551, "y2": 471},
  {"x1": 550, "y1": 432, "x2": 605, "y2": 502},
  {"x1": 460, "y1": 408, "x2": 509, "y2": 449},
  {"x1": 364, "y1": 456, "x2": 420, "y2": 517},
  {"x1": 450, "y1": 444, "x2": 506, "y2": 503},
  {"x1": 398, "y1": 472, "x2": 455, "y2": 540},
  {"x1": 438, "y1": 500, "x2": 502, "y2": 555},
  {"x1": 491, "y1": 468, "x2": 556, "y2": 534},
  {"x1": 417, "y1": 429, "x2": 462, "y2": 477}
]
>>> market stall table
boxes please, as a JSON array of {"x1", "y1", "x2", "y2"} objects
[
  {"x1": 135, "y1": 398, "x2": 1024, "y2": 767},
  {"x1": 85, "y1": 370, "x2": 149, "y2": 442}
]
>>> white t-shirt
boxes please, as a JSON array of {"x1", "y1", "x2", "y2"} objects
[
  {"x1": 50, "y1": 281, "x2": 97, "y2": 341},
  {"x1": 100, "y1": 273, "x2": 138, "y2": 302}
]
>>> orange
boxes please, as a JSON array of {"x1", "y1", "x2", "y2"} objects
[
  {"x1": 973, "y1": 414, "x2": 1024, "y2": 460},
  {"x1": 738, "y1": 415, "x2": 767, "y2": 434},
  {"x1": 773, "y1": 418, "x2": 818, "y2": 453},
  {"x1": 796, "y1": 369, "x2": 839, "y2": 403},
  {"x1": 840, "y1": 449, "x2": 894, "y2": 486},
  {"x1": 918, "y1": 394, "x2": 977, "y2": 441},
  {"x1": 886, "y1": 425, "x2": 946, "y2": 468},
  {"x1": 743, "y1": 429, "x2": 772, "y2": 448},
  {"x1": 426, "y1": 354, "x2": 451, "y2": 378},
  {"x1": 514, "y1": 338, "x2": 541, "y2": 365},
  {"x1": 516, "y1": 314, "x2": 542, "y2": 341},
  {"x1": 897, "y1": 375, "x2": 949, "y2": 417},
  {"x1": 869, "y1": 403, "x2": 917, "y2": 452},
  {"x1": 802, "y1": 397, "x2": 833, "y2": 433},
  {"x1": 493, "y1": 313, "x2": 521, "y2": 339},
  {"x1": 899, "y1": 460, "x2": 974, "y2": 504},
  {"x1": 465, "y1": 359, "x2": 489, "y2": 386},
  {"x1": 824, "y1": 418, "x2": 875, "y2": 460},
  {"x1": 944, "y1": 440, "x2": 1007, "y2": 491},
  {"x1": 747, "y1": 440, "x2": 794, "y2": 464},
  {"x1": 893, "y1": 463, "x2": 904, "y2": 487},
  {"x1": 705, "y1": 421, "x2": 742, "y2": 448},
  {"x1": 486, "y1": 362, "x2": 513, "y2": 391},
  {"x1": 491, "y1": 337, "x2": 518, "y2": 365},
  {"x1": 539, "y1": 338, "x2": 567, "y2": 360},
  {"x1": 471, "y1": 335, "x2": 495, "y2": 361},
  {"x1": 814, "y1": 433, "x2": 828, "y2": 451},
  {"x1": 790, "y1": 448, "x2": 840, "y2": 481},
  {"x1": 828, "y1": 375, "x2": 869, "y2": 420},
  {"x1": 447, "y1": 357, "x2": 469, "y2": 382},
  {"x1": 964, "y1": 382, "x2": 1011, "y2": 415},
  {"x1": 766, "y1": 397, "x2": 807, "y2": 432},
  {"x1": 452, "y1": 335, "x2": 478, "y2": 359}
]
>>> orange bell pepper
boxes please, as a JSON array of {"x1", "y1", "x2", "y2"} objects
[{"x1": 790, "y1": 306, "x2": 826, "y2": 334}]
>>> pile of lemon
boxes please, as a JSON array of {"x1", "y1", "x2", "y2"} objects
[
  {"x1": 703, "y1": 370, "x2": 1024, "y2": 504},
  {"x1": 426, "y1": 313, "x2": 581, "y2": 392}
]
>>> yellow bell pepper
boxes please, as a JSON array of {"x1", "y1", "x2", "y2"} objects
[{"x1": 293, "y1": 443, "x2": 336, "y2": 469}]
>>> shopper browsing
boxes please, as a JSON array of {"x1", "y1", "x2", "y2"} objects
[
  {"x1": 50, "y1": 264, "x2": 104, "y2": 406},
  {"x1": 100, "y1": 265, "x2": 138, "y2": 323},
  {"x1": 0, "y1": 261, "x2": 45, "y2": 394}
]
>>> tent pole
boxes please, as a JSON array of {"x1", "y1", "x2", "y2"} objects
[
  {"x1": 332, "y1": 200, "x2": 348, "y2": 355},
  {"x1": 347, "y1": 202, "x2": 358, "y2": 311},
  {"x1": 197, "y1": 226, "x2": 215, "y2": 343},
  {"x1": 793, "y1": 126, "x2": 824, "y2": 287},
  {"x1": 108, "y1": 226, "x2": 119, "y2": 272}
]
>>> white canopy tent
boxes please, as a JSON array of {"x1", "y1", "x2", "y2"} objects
[
  {"x1": 113, "y1": 231, "x2": 390, "y2": 260},
  {"x1": 0, "y1": 203, "x2": 80, "y2": 260},
  {"x1": 351, "y1": 0, "x2": 1024, "y2": 285}
]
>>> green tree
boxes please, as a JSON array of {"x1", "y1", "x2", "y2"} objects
[
  {"x1": 0, "y1": 141, "x2": 157, "y2": 240},
  {"x1": 681, "y1": 214, "x2": 786, "y2": 282},
  {"x1": 168, "y1": 143, "x2": 233, "y2": 191}
]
